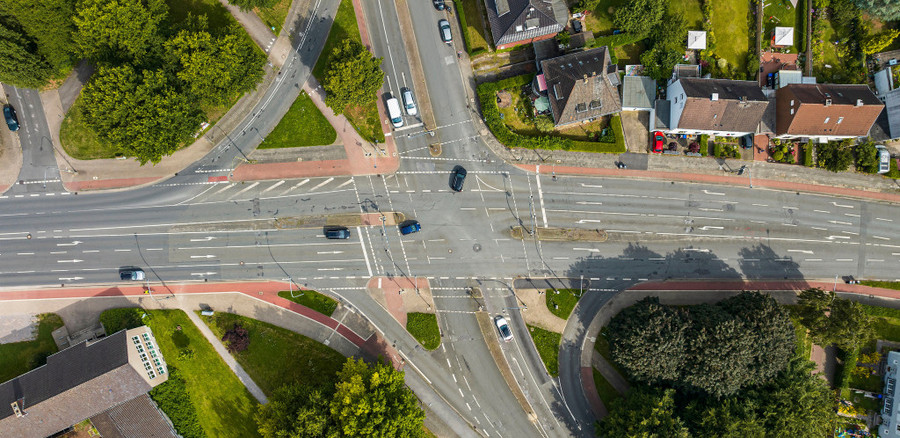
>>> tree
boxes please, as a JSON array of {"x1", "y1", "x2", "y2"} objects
[
  {"x1": 0, "y1": 0, "x2": 76, "y2": 73},
  {"x1": 815, "y1": 140, "x2": 854, "y2": 172},
  {"x1": 322, "y1": 39, "x2": 384, "y2": 114},
  {"x1": 166, "y1": 29, "x2": 265, "y2": 105},
  {"x1": 718, "y1": 292, "x2": 796, "y2": 386},
  {"x1": 855, "y1": 0, "x2": 900, "y2": 21},
  {"x1": 596, "y1": 387, "x2": 691, "y2": 438},
  {"x1": 0, "y1": 15, "x2": 53, "y2": 88},
  {"x1": 221, "y1": 323, "x2": 249, "y2": 353},
  {"x1": 855, "y1": 140, "x2": 880, "y2": 173},
  {"x1": 639, "y1": 12, "x2": 686, "y2": 82},
  {"x1": 81, "y1": 65, "x2": 204, "y2": 163},
  {"x1": 228, "y1": 0, "x2": 277, "y2": 12},
  {"x1": 862, "y1": 29, "x2": 900, "y2": 54},
  {"x1": 753, "y1": 358, "x2": 836, "y2": 437},
  {"x1": 608, "y1": 297, "x2": 687, "y2": 384},
  {"x1": 256, "y1": 383, "x2": 334, "y2": 438},
  {"x1": 612, "y1": 0, "x2": 667, "y2": 37},
  {"x1": 73, "y1": 0, "x2": 167, "y2": 63},
  {"x1": 330, "y1": 358, "x2": 424, "y2": 437},
  {"x1": 797, "y1": 288, "x2": 872, "y2": 350},
  {"x1": 685, "y1": 398, "x2": 766, "y2": 438}
]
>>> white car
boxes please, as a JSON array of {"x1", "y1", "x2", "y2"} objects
[
  {"x1": 494, "y1": 316, "x2": 513, "y2": 342},
  {"x1": 402, "y1": 88, "x2": 417, "y2": 116}
]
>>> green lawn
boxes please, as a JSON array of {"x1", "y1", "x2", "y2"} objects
[
  {"x1": 59, "y1": 100, "x2": 119, "y2": 160},
  {"x1": 584, "y1": 0, "x2": 701, "y2": 34},
  {"x1": 528, "y1": 325, "x2": 561, "y2": 377},
  {"x1": 259, "y1": 91, "x2": 337, "y2": 149},
  {"x1": 762, "y1": 0, "x2": 798, "y2": 50},
  {"x1": 0, "y1": 314, "x2": 64, "y2": 383},
  {"x1": 406, "y1": 312, "x2": 441, "y2": 350},
  {"x1": 545, "y1": 289, "x2": 581, "y2": 319},
  {"x1": 200, "y1": 312, "x2": 346, "y2": 395},
  {"x1": 164, "y1": 0, "x2": 233, "y2": 34},
  {"x1": 710, "y1": 0, "x2": 751, "y2": 72},
  {"x1": 277, "y1": 289, "x2": 339, "y2": 317},
  {"x1": 593, "y1": 368, "x2": 622, "y2": 407},
  {"x1": 100, "y1": 308, "x2": 261, "y2": 437},
  {"x1": 457, "y1": 0, "x2": 491, "y2": 53},
  {"x1": 613, "y1": 40, "x2": 646, "y2": 67},
  {"x1": 669, "y1": 0, "x2": 703, "y2": 29},
  {"x1": 862, "y1": 280, "x2": 900, "y2": 291},
  {"x1": 256, "y1": 0, "x2": 291, "y2": 35}
]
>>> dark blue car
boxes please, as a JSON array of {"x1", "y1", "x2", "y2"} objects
[
  {"x1": 4, "y1": 105, "x2": 19, "y2": 132},
  {"x1": 399, "y1": 221, "x2": 421, "y2": 235}
]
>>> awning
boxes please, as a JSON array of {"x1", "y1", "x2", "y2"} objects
[{"x1": 537, "y1": 74, "x2": 547, "y2": 92}]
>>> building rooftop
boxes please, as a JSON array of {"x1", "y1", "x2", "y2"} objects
[
  {"x1": 774, "y1": 27, "x2": 794, "y2": 47},
  {"x1": 484, "y1": 0, "x2": 567, "y2": 47},
  {"x1": 881, "y1": 351, "x2": 900, "y2": 438},
  {"x1": 541, "y1": 46, "x2": 622, "y2": 125},
  {"x1": 622, "y1": 76, "x2": 656, "y2": 110},
  {"x1": 687, "y1": 31, "x2": 707, "y2": 50}
]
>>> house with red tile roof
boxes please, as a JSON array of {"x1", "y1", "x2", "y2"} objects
[
  {"x1": 775, "y1": 83, "x2": 884, "y2": 142},
  {"x1": 660, "y1": 78, "x2": 769, "y2": 137}
]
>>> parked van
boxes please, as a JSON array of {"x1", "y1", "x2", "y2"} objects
[
  {"x1": 387, "y1": 97, "x2": 403, "y2": 128},
  {"x1": 876, "y1": 145, "x2": 890, "y2": 174}
]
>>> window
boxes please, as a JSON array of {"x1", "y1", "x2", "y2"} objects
[
  {"x1": 837, "y1": 117, "x2": 844, "y2": 124},
  {"x1": 575, "y1": 103, "x2": 587, "y2": 113},
  {"x1": 824, "y1": 117, "x2": 830, "y2": 123},
  {"x1": 589, "y1": 100, "x2": 602, "y2": 110},
  {"x1": 790, "y1": 108, "x2": 794, "y2": 115},
  {"x1": 790, "y1": 99, "x2": 794, "y2": 106}
]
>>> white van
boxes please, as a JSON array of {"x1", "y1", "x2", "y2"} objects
[
  {"x1": 387, "y1": 97, "x2": 403, "y2": 128},
  {"x1": 876, "y1": 145, "x2": 890, "y2": 174}
]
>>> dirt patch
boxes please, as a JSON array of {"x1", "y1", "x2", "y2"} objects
[
  {"x1": 517, "y1": 289, "x2": 566, "y2": 332},
  {"x1": 510, "y1": 226, "x2": 608, "y2": 242},
  {"x1": 497, "y1": 90, "x2": 512, "y2": 108}
]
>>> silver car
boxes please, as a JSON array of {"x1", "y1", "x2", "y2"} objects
[
  {"x1": 402, "y1": 89, "x2": 417, "y2": 116},
  {"x1": 494, "y1": 316, "x2": 513, "y2": 342},
  {"x1": 439, "y1": 19, "x2": 452, "y2": 44}
]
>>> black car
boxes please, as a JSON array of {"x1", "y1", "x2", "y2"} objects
[
  {"x1": 324, "y1": 226, "x2": 351, "y2": 239},
  {"x1": 433, "y1": 0, "x2": 445, "y2": 10},
  {"x1": 3, "y1": 104, "x2": 19, "y2": 132},
  {"x1": 450, "y1": 165, "x2": 466, "y2": 192}
]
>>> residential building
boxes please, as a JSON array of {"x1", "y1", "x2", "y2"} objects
[
  {"x1": 661, "y1": 78, "x2": 769, "y2": 137},
  {"x1": 540, "y1": 46, "x2": 622, "y2": 127},
  {"x1": 881, "y1": 351, "x2": 900, "y2": 438},
  {"x1": 621, "y1": 76, "x2": 656, "y2": 111},
  {"x1": 0, "y1": 326, "x2": 173, "y2": 438},
  {"x1": 484, "y1": 0, "x2": 567, "y2": 50},
  {"x1": 775, "y1": 83, "x2": 884, "y2": 142}
]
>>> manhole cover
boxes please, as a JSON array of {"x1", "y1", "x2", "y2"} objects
[{"x1": 473, "y1": 243, "x2": 482, "y2": 252}]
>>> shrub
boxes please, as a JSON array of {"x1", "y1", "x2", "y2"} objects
[
  {"x1": 699, "y1": 134, "x2": 709, "y2": 156},
  {"x1": 221, "y1": 323, "x2": 249, "y2": 353},
  {"x1": 149, "y1": 367, "x2": 205, "y2": 438},
  {"x1": 803, "y1": 141, "x2": 814, "y2": 167},
  {"x1": 714, "y1": 143, "x2": 724, "y2": 158},
  {"x1": 100, "y1": 307, "x2": 144, "y2": 334},
  {"x1": 836, "y1": 347, "x2": 859, "y2": 390},
  {"x1": 855, "y1": 140, "x2": 880, "y2": 173},
  {"x1": 773, "y1": 150, "x2": 784, "y2": 162},
  {"x1": 816, "y1": 140, "x2": 854, "y2": 172},
  {"x1": 887, "y1": 156, "x2": 900, "y2": 179}
]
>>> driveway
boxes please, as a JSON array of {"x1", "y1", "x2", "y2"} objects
[{"x1": 620, "y1": 111, "x2": 649, "y2": 153}]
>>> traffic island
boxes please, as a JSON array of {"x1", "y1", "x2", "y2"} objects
[{"x1": 509, "y1": 226, "x2": 608, "y2": 242}]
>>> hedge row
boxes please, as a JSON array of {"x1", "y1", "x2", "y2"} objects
[
  {"x1": 149, "y1": 367, "x2": 205, "y2": 438},
  {"x1": 699, "y1": 134, "x2": 709, "y2": 156},
  {"x1": 835, "y1": 347, "x2": 859, "y2": 391},
  {"x1": 802, "y1": 141, "x2": 814, "y2": 167},
  {"x1": 476, "y1": 74, "x2": 625, "y2": 153},
  {"x1": 453, "y1": 0, "x2": 479, "y2": 55}
]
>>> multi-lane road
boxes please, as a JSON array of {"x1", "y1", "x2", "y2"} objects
[{"x1": 2, "y1": 0, "x2": 900, "y2": 436}]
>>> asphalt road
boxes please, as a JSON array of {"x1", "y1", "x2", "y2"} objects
[
  {"x1": 2, "y1": 1, "x2": 900, "y2": 437},
  {"x1": 2, "y1": 84, "x2": 64, "y2": 194}
]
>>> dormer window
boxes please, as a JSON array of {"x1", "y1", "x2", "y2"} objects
[
  {"x1": 589, "y1": 100, "x2": 602, "y2": 110},
  {"x1": 575, "y1": 103, "x2": 587, "y2": 113},
  {"x1": 824, "y1": 117, "x2": 830, "y2": 123}
]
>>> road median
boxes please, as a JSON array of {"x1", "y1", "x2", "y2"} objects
[
  {"x1": 509, "y1": 226, "x2": 608, "y2": 242},
  {"x1": 474, "y1": 311, "x2": 538, "y2": 423}
]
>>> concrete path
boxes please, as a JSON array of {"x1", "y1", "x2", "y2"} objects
[
  {"x1": 590, "y1": 353, "x2": 629, "y2": 396},
  {"x1": 183, "y1": 307, "x2": 269, "y2": 404}
]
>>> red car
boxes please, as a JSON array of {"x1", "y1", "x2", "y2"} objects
[{"x1": 651, "y1": 131, "x2": 665, "y2": 153}]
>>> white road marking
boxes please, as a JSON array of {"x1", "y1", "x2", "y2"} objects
[
  {"x1": 876, "y1": 217, "x2": 893, "y2": 222},
  {"x1": 845, "y1": 213, "x2": 860, "y2": 217},
  {"x1": 190, "y1": 255, "x2": 216, "y2": 259},
  {"x1": 813, "y1": 210, "x2": 830, "y2": 214},
  {"x1": 702, "y1": 190, "x2": 725, "y2": 196},
  {"x1": 57, "y1": 259, "x2": 83, "y2": 263},
  {"x1": 828, "y1": 220, "x2": 852, "y2": 225},
  {"x1": 308, "y1": 177, "x2": 334, "y2": 192},
  {"x1": 836, "y1": 258, "x2": 854, "y2": 262},
  {"x1": 190, "y1": 236, "x2": 216, "y2": 242},
  {"x1": 805, "y1": 259, "x2": 823, "y2": 262},
  {"x1": 261, "y1": 180, "x2": 285, "y2": 193},
  {"x1": 228, "y1": 182, "x2": 259, "y2": 199},
  {"x1": 873, "y1": 236, "x2": 891, "y2": 241},
  {"x1": 56, "y1": 240, "x2": 82, "y2": 246},
  {"x1": 788, "y1": 250, "x2": 814, "y2": 254},
  {"x1": 357, "y1": 227, "x2": 373, "y2": 277},
  {"x1": 535, "y1": 166, "x2": 548, "y2": 228},
  {"x1": 832, "y1": 202, "x2": 854, "y2": 208}
]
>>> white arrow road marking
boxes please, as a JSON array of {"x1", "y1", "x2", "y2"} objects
[
  {"x1": 317, "y1": 251, "x2": 344, "y2": 254},
  {"x1": 702, "y1": 190, "x2": 725, "y2": 196},
  {"x1": 191, "y1": 272, "x2": 218, "y2": 276},
  {"x1": 788, "y1": 250, "x2": 814, "y2": 254},
  {"x1": 699, "y1": 226, "x2": 724, "y2": 230},
  {"x1": 190, "y1": 236, "x2": 216, "y2": 242},
  {"x1": 827, "y1": 236, "x2": 851, "y2": 240},
  {"x1": 56, "y1": 241, "x2": 82, "y2": 246},
  {"x1": 190, "y1": 255, "x2": 216, "y2": 259},
  {"x1": 58, "y1": 259, "x2": 83, "y2": 263},
  {"x1": 832, "y1": 202, "x2": 854, "y2": 208},
  {"x1": 59, "y1": 277, "x2": 84, "y2": 281},
  {"x1": 317, "y1": 267, "x2": 343, "y2": 271}
]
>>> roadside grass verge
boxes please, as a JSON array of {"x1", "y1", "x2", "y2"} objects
[
  {"x1": 861, "y1": 280, "x2": 900, "y2": 291},
  {"x1": 593, "y1": 368, "x2": 622, "y2": 407},
  {"x1": 277, "y1": 290, "x2": 339, "y2": 317},
  {"x1": 259, "y1": 90, "x2": 337, "y2": 148},
  {"x1": 60, "y1": 100, "x2": 119, "y2": 159},
  {"x1": 406, "y1": 313, "x2": 441, "y2": 350},
  {"x1": 98, "y1": 308, "x2": 261, "y2": 437},
  {"x1": 528, "y1": 325, "x2": 561, "y2": 377},
  {"x1": 0, "y1": 314, "x2": 64, "y2": 383},
  {"x1": 200, "y1": 312, "x2": 346, "y2": 395},
  {"x1": 256, "y1": 0, "x2": 291, "y2": 35},
  {"x1": 545, "y1": 289, "x2": 581, "y2": 319}
]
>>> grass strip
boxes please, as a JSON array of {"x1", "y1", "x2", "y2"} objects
[
  {"x1": 406, "y1": 313, "x2": 441, "y2": 350},
  {"x1": 258, "y1": 90, "x2": 336, "y2": 148},
  {"x1": 592, "y1": 367, "x2": 622, "y2": 407},
  {"x1": 278, "y1": 290, "x2": 339, "y2": 317},
  {"x1": 546, "y1": 289, "x2": 581, "y2": 319},
  {"x1": 527, "y1": 324, "x2": 561, "y2": 377}
]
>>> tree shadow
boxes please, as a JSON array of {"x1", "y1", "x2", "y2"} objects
[{"x1": 737, "y1": 244, "x2": 803, "y2": 280}]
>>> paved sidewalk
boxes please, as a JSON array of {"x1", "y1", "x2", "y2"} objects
[
  {"x1": 590, "y1": 353, "x2": 629, "y2": 396},
  {"x1": 183, "y1": 308, "x2": 269, "y2": 404}
]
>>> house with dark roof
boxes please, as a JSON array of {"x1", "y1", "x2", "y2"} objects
[
  {"x1": 540, "y1": 46, "x2": 621, "y2": 127},
  {"x1": 0, "y1": 326, "x2": 173, "y2": 438},
  {"x1": 662, "y1": 78, "x2": 769, "y2": 137},
  {"x1": 484, "y1": 0, "x2": 567, "y2": 50},
  {"x1": 775, "y1": 83, "x2": 884, "y2": 142}
]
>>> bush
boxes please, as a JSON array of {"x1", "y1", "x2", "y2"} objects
[
  {"x1": 221, "y1": 323, "x2": 250, "y2": 353},
  {"x1": 699, "y1": 134, "x2": 709, "y2": 156},
  {"x1": 714, "y1": 142, "x2": 724, "y2": 158},
  {"x1": 836, "y1": 347, "x2": 859, "y2": 390},
  {"x1": 816, "y1": 140, "x2": 854, "y2": 172},
  {"x1": 149, "y1": 367, "x2": 205, "y2": 438},
  {"x1": 589, "y1": 33, "x2": 646, "y2": 49},
  {"x1": 887, "y1": 156, "x2": 900, "y2": 179},
  {"x1": 803, "y1": 141, "x2": 814, "y2": 167},
  {"x1": 477, "y1": 74, "x2": 625, "y2": 153},
  {"x1": 773, "y1": 150, "x2": 784, "y2": 162},
  {"x1": 100, "y1": 307, "x2": 145, "y2": 334}
]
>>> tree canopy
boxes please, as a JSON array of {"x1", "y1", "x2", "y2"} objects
[
  {"x1": 0, "y1": 0, "x2": 76, "y2": 74},
  {"x1": 640, "y1": 11, "x2": 687, "y2": 82},
  {"x1": 816, "y1": 140, "x2": 855, "y2": 172},
  {"x1": 256, "y1": 358, "x2": 425, "y2": 438},
  {"x1": 597, "y1": 387, "x2": 690, "y2": 438},
  {"x1": 855, "y1": 140, "x2": 880, "y2": 173},
  {"x1": 73, "y1": 0, "x2": 167, "y2": 63},
  {"x1": 0, "y1": 14, "x2": 54, "y2": 88},
  {"x1": 322, "y1": 39, "x2": 384, "y2": 114},
  {"x1": 228, "y1": 0, "x2": 277, "y2": 12},
  {"x1": 612, "y1": 0, "x2": 667, "y2": 37},
  {"x1": 608, "y1": 292, "x2": 795, "y2": 398},
  {"x1": 796, "y1": 288, "x2": 873, "y2": 350},
  {"x1": 862, "y1": 29, "x2": 900, "y2": 55},
  {"x1": 855, "y1": 0, "x2": 900, "y2": 21}
]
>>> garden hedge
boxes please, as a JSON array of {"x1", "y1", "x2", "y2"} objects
[
  {"x1": 699, "y1": 134, "x2": 709, "y2": 156},
  {"x1": 803, "y1": 141, "x2": 813, "y2": 167},
  {"x1": 835, "y1": 347, "x2": 859, "y2": 390},
  {"x1": 476, "y1": 74, "x2": 625, "y2": 153}
]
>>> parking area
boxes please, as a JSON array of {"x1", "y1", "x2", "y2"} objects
[{"x1": 620, "y1": 111, "x2": 650, "y2": 153}]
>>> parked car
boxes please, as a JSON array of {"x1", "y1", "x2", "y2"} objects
[
  {"x1": 651, "y1": 131, "x2": 665, "y2": 153},
  {"x1": 494, "y1": 316, "x2": 513, "y2": 341},
  {"x1": 740, "y1": 134, "x2": 754, "y2": 149},
  {"x1": 402, "y1": 88, "x2": 417, "y2": 116},
  {"x1": 119, "y1": 267, "x2": 146, "y2": 281},
  {"x1": 432, "y1": 0, "x2": 445, "y2": 10},
  {"x1": 571, "y1": 20, "x2": 582, "y2": 33},
  {"x1": 876, "y1": 144, "x2": 890, "y2": 174},
  {"x1": 324, "y1": 226, "x2": 351, "y2": 239},
  {"x1": 450, "y1": 165, "x2": 467, "y2": 192},
  {"x1": 399, "y1": 220, "x2": 421, "y2": 235},
  {"x1": 386, "y1": 97, "x2": 403, "y2": 128},
  {"x1": 3, "y1": 104, "x2": 19, "y2": 132},
  {"x1": 438, "y1": 19, "x2": 452, "y2": 44}
]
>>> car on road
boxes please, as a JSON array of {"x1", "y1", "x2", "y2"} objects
[
  {"x1": 120, "y1": 267, "x2": 145, "y2": 281},
  {"x1": 386, "y1": 97, "x2": 403, "y2": 128},
  {"x1": 450, "y1": 165, "x2": 466, "y2": 192},
  {"x1": 4, "y1": 104, "x2": 19, "y2": 132},
  {"x1": 402, "y1": 88, "x2": 417, "y2": 116},
  {"x1": 324, "y1": 226, "x2": 351, "y2": 239},
  {"x1": 433, "y1": 0, "x2": 445, "y2": 10},
  {"x1": 494, "y1": 316, "x2": 513, "y2": 341},
  {"x1": 399, "y1": 220, "x2": 421, "y2": 235},
  {"x1": 651, "y1": 131, "x2": 664, "y2": 153},
  {"x1": 438, "y1": 19, "x2": 452, "y2": 44}
]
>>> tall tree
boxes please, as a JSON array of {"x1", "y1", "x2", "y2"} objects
[
  {"x1": 639, "y1": 11, "x2": 686, "y2": 82},
  {"x1": 596, "y1": 387, "x2": 690, "y2": 438},
  {"x1": 718, "y1": 291, "x2": 796, "y2": 386},
  {"x1": 608, "y1": 297, "x2": 687, "y2": 384},
  {"x1": 322, "y1": 39, "x2": 384, "y2": 114},
  {"x1": 228, "y1": 0, "x2": 277, "y2": 12},
  {"x1": 165, "y1": 28, "x2": 265, "y2": 105},
  {"x1": 0, "y1": 0, "x2": 76, "y2": 73},
  {"x1": 855, "y1": 0, "x2": 900, "y2": 21},
  {"x1": 612, "y1": 0, "x2": 667, "y2": 37},
  {"x1": 855, "y1": 140, "x2": 880, "y2": 173},
  {"x1": 797, "y1": 288, "x2": 872, "y2": 350},
  {"x1": 753, "y1": 358, "x2": 836, "y2": 437},
  {"x1": 256, "y1": 383, "x2": 333, "y2": 438},
  {"x1": 862, "y1": 29, "x2": 900, "y2": 55},
  {"x1": 0, "y1": 15, "x2": 53, "y2": 88},
  {"x1": 73, "y1": 0, "x2": 167, "y2": 63}
]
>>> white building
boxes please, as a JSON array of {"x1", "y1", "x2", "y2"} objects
[{"x1": 881, "y1": 351, "x2": 900, "y2": 438}]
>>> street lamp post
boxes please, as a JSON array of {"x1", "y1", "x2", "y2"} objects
[{"x1": 738, "y1": 165, "x2": 753, "y2": 188}]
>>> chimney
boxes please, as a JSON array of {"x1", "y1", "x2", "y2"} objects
[
  {"x1": 824, "y1": 98, "x2": 832, "y2": 107},
  {"x1": 856, "y1": 99, "x2": 864, "y2": 106},
  {"x1": 711, "y1": 93, "x2": 719, "y2": 101}
]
